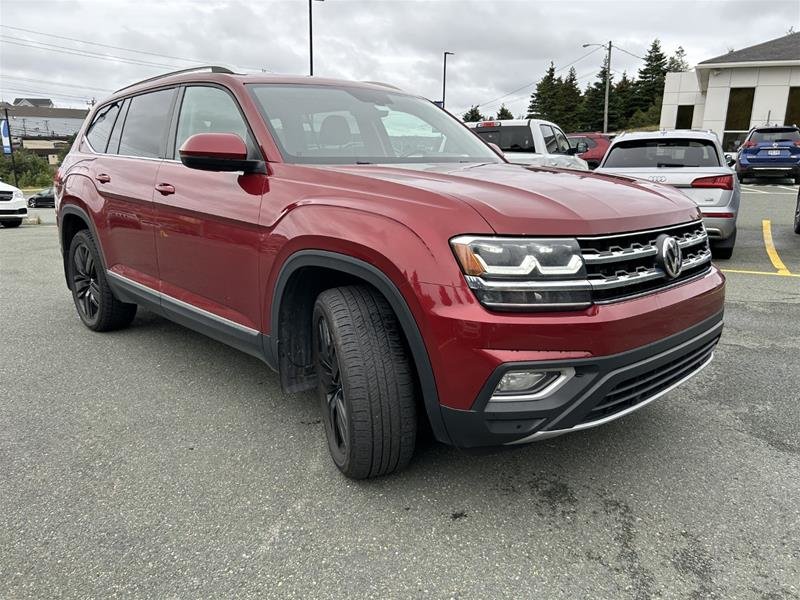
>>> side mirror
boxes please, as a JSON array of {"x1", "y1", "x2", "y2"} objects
[
  {"x1": 179, "y1": 133, "x2": 265, "y2": 173},
  {"x1": 726, "y1": 155, "x2": 736, "y2": 167},
  {"x1": 575, "y1": 141, "x2": 589, "y2": 154}
]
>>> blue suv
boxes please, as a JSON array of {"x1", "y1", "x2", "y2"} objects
[{"x1": 736, "y1": 126, "x2": 800, "y2": 184}]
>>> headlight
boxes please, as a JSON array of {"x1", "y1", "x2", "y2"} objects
[
  {"x1": 12, "y1": 189, "x2": 24, "y2": 200},
  {"x1": 450, "y1": 235, "x2": 590, "y2": 311}
]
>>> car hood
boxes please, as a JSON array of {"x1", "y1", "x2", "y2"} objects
[
  {"x1": 502, "y1": 152, "x2": 589, "y2": 170},
  {"x1": 329, "y1": 162, "x2": 700, "y2": 236},
  {"x1": 0, "y1": 180, "x2": 21, "y2": 193}
]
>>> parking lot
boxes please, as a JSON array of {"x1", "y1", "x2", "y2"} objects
[{"x1": 1, "y1": 184, "x2": 798, "y2": 599}]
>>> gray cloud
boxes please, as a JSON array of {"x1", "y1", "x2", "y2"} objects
[{"x1": 1, "y1": 0, "x2": 798, "y2": 118}]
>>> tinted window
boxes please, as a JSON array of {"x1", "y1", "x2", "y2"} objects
[
  {"x1": 568, "y1": 136, "x2": 596, "y2": 149},
  {"x1": 118, "y1": 89, "x2": 176, "y2": 159},
  {"x1": 106, "y1": 98, "x2": 129, "y2": 155},
  {"x1": 604, "y1": 139, "x2": 721, "y2": 168},
  {"x1": 249, "y1": 84, "x2": 498, "y2": 164},
  {"x1": 540, "y1": 124, "x2": 557, "y2": 153},
  {"x1": 475, "y1": 126, "x2": 535, "y2": 152},
  {"x1": 86, "y1": 101, "x2": 121, "y2": 152},
  {"x1": 175, "y1": 86, "x2": 253, "y2": 158},
  {"x1": 750, "y1": 128, "x2": 800, "y2": 143}
]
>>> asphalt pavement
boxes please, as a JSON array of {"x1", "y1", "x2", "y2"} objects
[{"x1": 1, "y1": 185, "x2": 798, "y2": 599}]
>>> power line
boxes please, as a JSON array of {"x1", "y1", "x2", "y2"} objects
[
  {"x1": 475, "y1": 46, "x2": 602, "y2": 109},
  {"x1": 612, "y1": 44, "x2": 645, "y2": 61},
  {"x1": 1, "y1": 75, "x2": 113, "y2": 93}
]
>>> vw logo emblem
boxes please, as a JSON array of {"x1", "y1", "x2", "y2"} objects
[{"x1": 656, "y1": 234, "x2": 683, "y2": 279}]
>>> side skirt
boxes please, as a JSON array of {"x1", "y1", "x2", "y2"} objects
[{"x1": 106, "y1": 271, "x2": 272, "y2": 366}]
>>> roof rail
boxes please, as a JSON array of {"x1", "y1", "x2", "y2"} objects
[{"x1": 114, "y1": 66, "x2": 236, "y2": 93}]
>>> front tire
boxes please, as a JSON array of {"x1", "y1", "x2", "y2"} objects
[
  {"x1": 1, "y1": 219, "x2": 22, "y2": 228},
  {"x1": 67, "y1": 230, "x2": 137, "y2": 331},
  {"x1": 312, "y1": 285, "x2": 417, "y2": 479}
]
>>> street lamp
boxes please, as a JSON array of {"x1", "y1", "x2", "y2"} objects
[
  {"x1": 442, "y1": 51, "x2": 454, "y2": 109},
  {"x1": 309, "y1": 0, "x2": 324, "y2": 76},
  {"x1": 582, "y1": 41, "x2": 612, "y2": 133}
]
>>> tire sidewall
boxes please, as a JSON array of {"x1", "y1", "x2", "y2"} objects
[{"x1": 67, "y1": 231, "x2": 102, "y2": 328}]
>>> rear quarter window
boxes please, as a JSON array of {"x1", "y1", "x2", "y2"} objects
[
  {"x1": 85, "y1": 101, "x2": 122, "y2": 153},
  {"x1": 603, "y1": 139, "x2": 721, "y2": 168},
  {"x1": 117, "y1": 88, "x2": 176, "y2": 159}
]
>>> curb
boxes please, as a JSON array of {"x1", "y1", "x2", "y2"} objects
[{"x1": 23, "y1": 215, "x2": 42, "y2": 225}]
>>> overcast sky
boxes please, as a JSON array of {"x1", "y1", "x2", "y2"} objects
[{"x1": 1, "y1": 0, "x2": 798, "y2": 117}]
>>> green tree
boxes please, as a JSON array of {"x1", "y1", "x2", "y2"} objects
[
  {"x1": 462, "y1": 105, "x2": 484, "y2": 122},
  {"x1": 666, "y1": 46, "x2": 689, "y2": 72},
  {"x1": 611, "y1": 71, "x2": 636, "y2": 130},
  {"x1": 0, "y1": 149, "x2": 53, "y2": 188},
  {"x1": 627, "y1": 104, "x2": 662, "y2": 130},
  {"x1": 527, "y1": 62, "x2": 559, "y2": 119},
  {"x1": 496, "y1": 104, "x2": 514, "y2": 120},
  {"x1": 631, "y1": 39, "x2": 668, "y2": 116},
  {"x1": 556, "y1": 67, "x2": 583, "y2": 132},
  {"x1": 579, "y1": 64, "x2": 613, "y2": 132}
]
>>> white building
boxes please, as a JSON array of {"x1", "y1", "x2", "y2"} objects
[{"x1": 660, "y1": 32, "x2": 800, "y2": 151}]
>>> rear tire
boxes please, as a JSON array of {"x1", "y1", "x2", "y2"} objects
[
  {"x1": 312, "y1": 285, "x2": 417, "y2": 479},
  {"x1": 736, "y1": 172, "x2": 745, "y2": 183},
  {"x1": 1, "y1": 219, "x2": 22, "y2": 228},
  {"x1": 712, "y1": 229, "x2": 736, "y2": 260},
  {"x1": 67, "y1": 230, "x2": 137, "y2": 331}
]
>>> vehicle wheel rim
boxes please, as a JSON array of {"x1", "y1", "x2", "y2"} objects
[
  {"x1": 317, "y1": 316, "x2": 348, "y2": 458},
  {"x1": 72, "y1": 242, "x2": 100, "y2": 321}
]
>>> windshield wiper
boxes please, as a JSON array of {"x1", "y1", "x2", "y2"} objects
[{"x1": 355, "y1": 161, "x2": 374, "y2": 165}]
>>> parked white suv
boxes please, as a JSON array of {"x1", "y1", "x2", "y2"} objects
[
  {"x1": 0, "y1": 180, "x2": 27, "y2": 228},
  {"x1": 467, "y1": 119, "x2": 589, "y2": 170}
]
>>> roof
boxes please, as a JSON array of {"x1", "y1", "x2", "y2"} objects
[
  {"x1": 614, "y1": 130, "x2": 721, "y2": 143},
  {"x1": 699, "y1": 32, "x2": 800, "y2": 65},
  {"x1": 13, "y1": 98, "x2": 54, "y2": 107},
  {"x1": 465, "y1": 118, "x2": 555, "y2": 128}
]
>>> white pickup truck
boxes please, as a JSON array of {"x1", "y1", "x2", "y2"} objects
[{"x1": 466, "y1": 118, "x2": 589, "y2": 170}]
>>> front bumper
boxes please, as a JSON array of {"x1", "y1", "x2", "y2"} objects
[
  {"x1": 0, "y1": 203, "x2": 27, "y2": 219},
  {"x1": 440, "y1": 312, "x2": 722, "y2": 447}
]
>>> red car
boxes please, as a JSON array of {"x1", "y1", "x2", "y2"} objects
[
  {"x1": 567, "y1": 132, "x2": 612, "y2": 169},
  {"x1": 56, "y1": 67, "x2": 724, "y2": 478}
]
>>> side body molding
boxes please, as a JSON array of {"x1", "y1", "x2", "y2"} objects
[{"x1": 271, "y1": 250, "x2": 451, "y2": 444}]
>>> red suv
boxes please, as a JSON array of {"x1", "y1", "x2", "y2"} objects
[
  {"x1": 56, "y1": 67, "x2": 725, "y2": 478},
  {"x1": 567, "y1": 132, "x2": 612, "y2": 169}
]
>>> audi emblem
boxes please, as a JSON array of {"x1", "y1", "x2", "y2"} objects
[
  {"x1": 656, "y1": 234, "x2": 683, "y2": 279},
  {"x1": 648, "y1": 175, "x2": 667, "y2": 183}
]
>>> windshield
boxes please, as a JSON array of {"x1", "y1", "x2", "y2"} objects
[
  {"x1": 474, "y1": 126, "x2": 535, "y2": 152},
  {"x1": 248, "y1": 84, "x2": 499, "y2": 165},
  {"x1": 750, "y1": 128, "x2": 800, "y2": 143},
  {"x1": 603, "y1": 139, "x2": 720, "y2": 168}
]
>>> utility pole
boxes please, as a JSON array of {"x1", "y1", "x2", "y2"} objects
[
  {"x1": 2, "y1": 107, "x2": 19, "y2": 187},
  {"x1": 309, "y1": 0, "x2": 324, "y2": 76},
  {"x1": 603, "y1": 40, "x2": 612, "y2": 134},
  {"x1": 442, "y1": 51, "x2": 454, "y2": 109}
]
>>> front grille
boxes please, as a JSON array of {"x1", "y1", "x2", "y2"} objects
[
  {"x1": 578, "y1": 221, "x2": 712, "y2": 303},
  {"x1": 0, "y1": 191, "x2": 12, "y2": 202},
  {"x1": 580, "y1": 336, "x2": 718, "y2": 425}
]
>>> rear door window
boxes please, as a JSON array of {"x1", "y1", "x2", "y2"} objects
[
  {"x1": 475, "y1": 126, "x2": 535, "y2": 152},
  {"x1": 85, "y1": 101, "x2": 122, "y2": 153},
  {"x1": 603, "y1": 139, "x2": 721, "y2": 168},
  {"x1": 118, "y1": 88, "x2": 176, "y2": 159},
  {"x1": 105, "y1": 98, "x2": 129, "y2": 155}
]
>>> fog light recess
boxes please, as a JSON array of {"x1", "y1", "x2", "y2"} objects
[{"x1": 491, "y1": 368, "x2": 574, "y2": 401}]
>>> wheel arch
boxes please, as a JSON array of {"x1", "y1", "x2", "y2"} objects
[
  {"x1": 270, "y1": 250, "x2": 451, "y2": 444},
  {"x1": 59, "y1": 203, "x2": 106, "y2": 287}
]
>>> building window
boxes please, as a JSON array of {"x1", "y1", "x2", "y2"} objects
[
  {"x1": 722, "y1": 87, "x2": 755, "y2": 151},
  {"x1": 786, "y1": 87, "x2": 800, "y2": 126},
  {"x1": 675, "y1": 105, "x2": 694, "y2": 129}
]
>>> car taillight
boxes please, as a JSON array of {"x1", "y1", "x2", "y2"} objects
[
  {"x1": 476, "y1": 121, "x2": 500, "y2": 128},
  {"x1": 703, "y1": 212, "x2": 735, "y2": 219},
  {"x1": 742, "y1": 140, "x2": 757, "y2": 148},
  {"x1": 794, "y1": 141, "x2": 800, "y2": 147},
  {"x1": 691, "y1": 174, "x2": 733, "y2": 190}
]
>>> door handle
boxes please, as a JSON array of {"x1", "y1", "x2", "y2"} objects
[
  {"x1": 95, "y1": 174, "x2": 111, "y2": 184},
  {"x1": 155, "y1": 183, "x2": 176, "y2": 195}
]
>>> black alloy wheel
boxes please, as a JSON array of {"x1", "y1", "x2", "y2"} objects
[
  {"x1": 72, "y1": 240, "x2": 101, "y2": 323},
  {"x1": 316, "y1": 313, "x2": 349, "y2": 465}
]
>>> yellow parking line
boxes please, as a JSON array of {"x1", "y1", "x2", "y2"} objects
[
  {"x1": 761, "y1": 219, "x2": 791, "y2": 275},
  {"x1": 722, "y1": 268, "x2": 800, "y2": 278}
]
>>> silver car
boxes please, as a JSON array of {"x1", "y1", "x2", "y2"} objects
[{"x1": 595, "y1": 130, "x2": 740, "y2": 258}]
